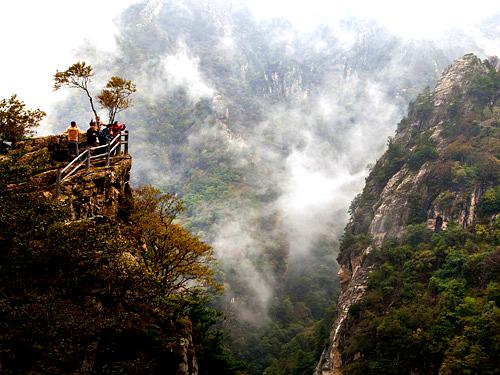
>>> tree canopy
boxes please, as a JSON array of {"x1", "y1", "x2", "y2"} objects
[
  {"x1": 54, "y1": 61, "x2": 136, "y2": 123},
  {"x1": 98, "y1": 76, "x2": 137, "y2": 124},
  {"x1": 0, "y1": 94, "x2": 45, "y2": 143}
]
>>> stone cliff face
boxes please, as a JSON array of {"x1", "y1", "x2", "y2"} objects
[
  {"x1": 57, "y1": 155, "x2": 132, "y2": 221},
  {"x1": 315, "y1": 54, "x2": 499, "y2": 374},
  {"x1": 4, "y1": 135, "x2": 133, "y2": 222}
]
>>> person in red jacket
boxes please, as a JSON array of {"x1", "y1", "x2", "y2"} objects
[
  {"x1": 111, "y1": 121, "x2": 126, "y2": 136},
  {"x1": 111, "y1": 121, "x2": 126, "y2": 154}
]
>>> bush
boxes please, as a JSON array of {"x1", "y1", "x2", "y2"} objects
[
  {"x1": 407, "y1": 132, "x2": 438, "y2": 170},
  {"x1": 478, "y1": 186, "x2": 500, "y2": 216},
  {"x1": 0, "y1": 95, "x2": 45, "y2": 143},
  {"x1": 451, "y1": 162, "x2": 478, "y2": 187},
  {"x1": 404, "y1": 223, "x2": 433, "y2": 248}
]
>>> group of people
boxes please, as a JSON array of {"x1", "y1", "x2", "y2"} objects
[{"x1": 64, "y1": 116, "x2": 126, "y2": 158}]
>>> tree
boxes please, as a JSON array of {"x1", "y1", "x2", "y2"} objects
[
  {"x1": 0, "y1": 94, "x2": 45, "y2": 143},
  {"x1": 129, "y1": 185, "x2": 221, "y2": 298},
  {"x1": 53, "y1": 61, "x2": 98, "y2": 120},
  {"x1": 97, "y1": 76, "x2": 137, "y2": 124}
]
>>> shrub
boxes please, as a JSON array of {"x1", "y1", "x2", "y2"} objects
[{"x1": 478, "y1": 186, "x2": 500, "y2": 216}]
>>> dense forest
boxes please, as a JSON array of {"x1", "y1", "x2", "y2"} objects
[
  {"x1": 0, "y1": 144, "x2": 245, "y2": 372},
  {"x1": 330, "y1": 56, "x2": 500, "y2": 374}
]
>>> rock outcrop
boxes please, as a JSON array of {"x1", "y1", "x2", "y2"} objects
[
  {"x1": 315, "y1": 54, "x2": 499, "y2": 374},
  {"x1": 4, "y1": 134, "x2": 133, "y2": 222},
  {"x1": 57, "y1": 155, "x2": 132, "y2": 221}
]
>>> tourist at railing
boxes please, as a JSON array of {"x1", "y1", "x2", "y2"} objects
[
  {"x1": 86, "y1": 121, "x2": 100, "y2": 147},
  {"x1": 100, "y1": 123, "x2": 113, "y2": 144},
  {"x1": 64, "y1": 121, "x2": 83, "y2": 158},
  {"x1": 111, "y1": 121, "x2": 126, "y2": 155},
  {"x1": 111, "y1": 121, "x2": 126, "y2": 136}
]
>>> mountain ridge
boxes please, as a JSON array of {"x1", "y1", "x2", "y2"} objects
[{"x1": 316, "y1": 53, "x2": 500, "y2": 375}]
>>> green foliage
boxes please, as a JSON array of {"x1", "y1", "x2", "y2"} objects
[
  {"x1": 478, "y1": 186, "x2": 500, "y2": 217},
  {"x1": 469, "y1": 68, "x2": 500, "y2": 109},
  {"x1": 0, "y1": 148, "x2": 54, "y2": 185},
  {"x1": 407, "y1": 132, "x2": 438, "y2": 170},
  {"x1": 371, "y1": 140, "x2": 408, "y2": 187},
  {"x1": 338, "y1": 232, "x2": 372, "y2": 264},
  {"x1": 411, "y1": 87, "x2": 434, "y2": 124},
  {"x1": 406, "y1": 192, "x2": 428, "y2": 224},
  {"x1": 225, "y1": 236, "x2": 339, "y2": 375},
  {"x1": 0, "y1": 94, "x2": 46, "y2": 143},
  {"x1": 342, "y1": 222, "x2": 500, "y2": 374},
  {"x1": 0, "y1": 165, "x2": 237, "y2": 373},
  {"x1": 451, "y1": 161, "x2": 478, "y2": 187}
]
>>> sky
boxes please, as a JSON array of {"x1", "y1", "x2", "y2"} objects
[
  {"x1": 0, "y1": 0, "x2": 498, "y2": 131},
  {"x1": 0, "y1": 0, "x2": 138, "y2": 130}
]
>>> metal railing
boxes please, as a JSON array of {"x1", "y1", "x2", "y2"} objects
[{"x1": 55, "y1": 130, "x2": 129, "y2": 197}]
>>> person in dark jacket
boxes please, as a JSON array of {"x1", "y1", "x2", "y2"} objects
[
  {"x1": 100, "y1": 123, "x2": 113, "y2": 143},
  {"x1": 86, "y1": 121, "x2": 100, "y2": 147}
]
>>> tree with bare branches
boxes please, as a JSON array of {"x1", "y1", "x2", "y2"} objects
[
  {"x1": 53, "y1": 62, "x2": 99, "y2": 120},
  {"x1": 54, "y1": 62, "x2": 136, "y2": 124}
]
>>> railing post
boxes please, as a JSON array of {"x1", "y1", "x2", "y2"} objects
[
  {"x1": 117, "y1": 134, "x2": 122, "y2": 155},
  {"x1": 55, "y1": 169, "x2": 61, "y2": 198},
  {"x1": 86, "y1": 148, "x2": 91, "y2": 171},
  {"x1": 106, "y1": 143, "x2": 110, "y2": 166},
  {"x1": 124, "y1": 131, "x2": 129, "y2": 155}
]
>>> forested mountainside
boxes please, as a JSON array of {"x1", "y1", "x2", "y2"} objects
[
  {"x1": 50, "y1": 1, "x2": 500, "y2": 373},
  {"x1": 316, "y1": 54, "x2": 500, "y2": 375},
  {"x1": 0, "y1": 139, "x2": 243, "y2": 374}
]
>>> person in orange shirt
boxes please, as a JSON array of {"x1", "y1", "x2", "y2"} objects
[{"x1": 64, "y1": 121, "x2": 82, "y2": 158}]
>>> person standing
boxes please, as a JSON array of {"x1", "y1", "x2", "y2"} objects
[
  {"x1": 86, "y1": 121, "x2": 100, "y2": 147},
  {"x1": 111, "y1": 121, "x2": 125, "y2": 154},
  {"x1": 64, "y1": 121, "x2": 82, "y2": 158}
]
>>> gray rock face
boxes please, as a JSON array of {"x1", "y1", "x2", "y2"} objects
[
  {"x1": 57, "y1": 155, "x2": 132, "y2": 221},
  {"x1": 315, "y1": 54, "x2": 498, "y2": 375},
  {"x1": 7, "y1": 134, "x2": 133, "y2": 222}
]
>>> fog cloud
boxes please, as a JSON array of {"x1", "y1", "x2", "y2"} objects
[
  {"x1": 161, "y1": 42, "x2": 215, "y2": 100},
  {"x1": 4, "y1": 0, "x2": 498, "y2": 326}
]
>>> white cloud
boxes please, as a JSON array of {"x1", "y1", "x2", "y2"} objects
[
  {"x1": 0, "y1": 0, "x2": 498, "y2": 135},
  {"x1": 161, "y1": 42, "x2": 215, "y2": 100},
  {"x1": 0, "y1": 0, "x2": 140, "y2": 134},
  {"x1": 246, "y1": 0, "x2": 500, "y2": 38}
]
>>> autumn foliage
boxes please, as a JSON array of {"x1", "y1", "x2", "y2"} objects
[{"x1": 0, "y1": 164, "x2": 224, "y2": 372}]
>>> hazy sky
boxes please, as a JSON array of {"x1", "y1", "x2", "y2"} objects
[{"x1": 0, "y1": 0, "x2": 498, "y2": 131}]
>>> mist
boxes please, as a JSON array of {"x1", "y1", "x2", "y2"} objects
[
  {"x1": 2, "y1": 0, "x2": 499, "y2": 361},
  {"x1": 43, "y1": 0, "x2": 498, "y2": 323}
]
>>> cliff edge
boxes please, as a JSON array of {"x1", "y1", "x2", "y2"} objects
[{"x1": 316, "y1": 54, "x2": 500, "y2": 374}]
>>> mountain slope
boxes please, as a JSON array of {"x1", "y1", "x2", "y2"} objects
[{"x1": 316, "y1": 53, "x2": 500, "y2": 374}]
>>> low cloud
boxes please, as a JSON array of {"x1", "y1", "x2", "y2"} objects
[{"x1": 161, "y1": 42, "x2": 215, "y2": 100}]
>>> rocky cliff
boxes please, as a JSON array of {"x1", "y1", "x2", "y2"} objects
[
  {"x1": 316, "y1": 54, "x2": 500, "y2": 374},
  {"x1": 2, "y1": 134, "x2": 132, "y2": 221},
  {"x1": 1, "y1": 135, "x2": 203, "y2": 375}
]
